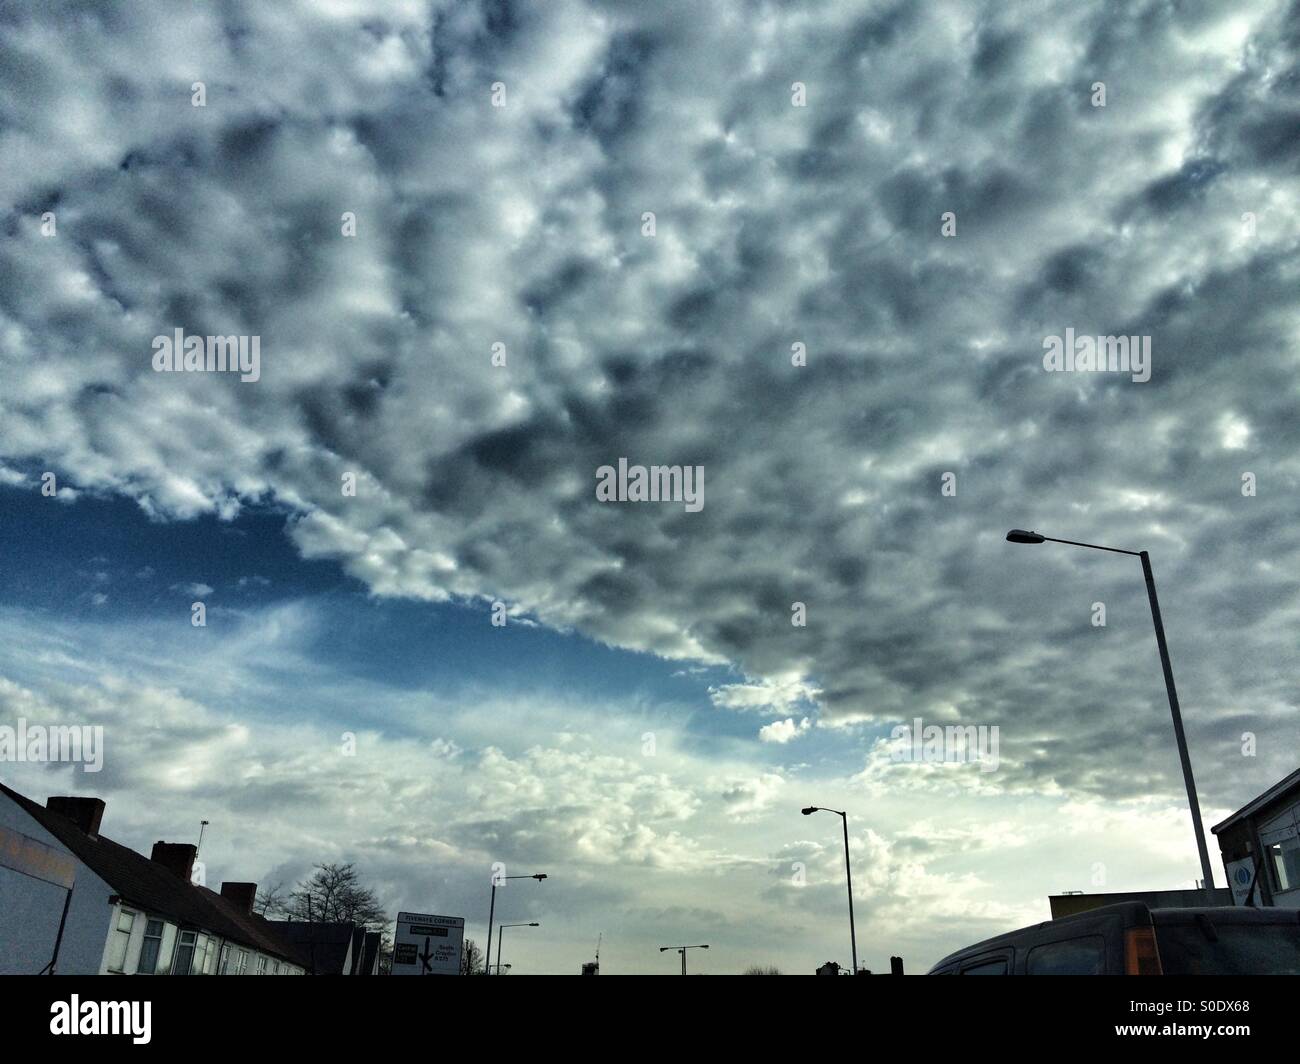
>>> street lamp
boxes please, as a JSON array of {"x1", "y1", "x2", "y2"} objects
[
  {"x1": 1005, "y1": 529, "x2": 1215, "y2": 891},
  {"x1": 485, "y1": 873, "x2": 547, "y2": 976},
  {"x1": 802, "y1": 806, "x2": 858, "y2": 975},
  {"x1": 496, "y1": 922, "x2": 539, "y2": 976},
  {"x1": 659, "y1": 943, "x2": 709, "y2": 975}
]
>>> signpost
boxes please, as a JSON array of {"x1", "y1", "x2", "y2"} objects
[
  {"x1": 391, "y1": 912, "x2": 465, "y2": 976},
  {"x1": 1225, "y1": 857, "x2": 1261, "y2": 907}
]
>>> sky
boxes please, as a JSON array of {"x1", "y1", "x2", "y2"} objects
[{"x1": 1, "y1": 0, "x2": 1298, "y2": 974}]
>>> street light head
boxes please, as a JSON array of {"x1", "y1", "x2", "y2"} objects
[
  {"x1": 1006, "y1": 529, "x2": 1046, "y2": 544},
  {"x1": 801, "y1": 806, "x2": 818, "y2": 815},
  {"x1": 529, "y1": 922, "x2": 539, "y2": 927},
  {"x1": 533, "y1": 873, "x2": 547, "y2": 881}
]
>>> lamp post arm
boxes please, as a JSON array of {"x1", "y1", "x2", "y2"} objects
[{"x1": 1040, "y1": 535, "x2": 1141, "y2": 556}]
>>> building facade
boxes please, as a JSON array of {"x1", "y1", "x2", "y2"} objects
[
  {"x1": 1212, "y1": 767, "x2": 1300, "y2": 908},
  {"x1": 1047, "y1": 887, "x2": 1232, "y2": 918}
]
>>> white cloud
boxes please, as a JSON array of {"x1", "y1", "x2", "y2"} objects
[
  {"x1": 710, "y1": 676, "x2": 820, "y2": 715},
  {"x1": 758, "y1": 717, "x2": 811, "y2": 744},
  {"x1": 172, "y1": 582, "x2": 214, "y2": 598}
]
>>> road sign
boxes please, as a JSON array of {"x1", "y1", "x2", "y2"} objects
[
  {"x1": 1225, "y1": 856, "x2": 1260, "y2": 906},
  {"x1": 391, "y1": 912, "x2": 464, "y2": 975}
]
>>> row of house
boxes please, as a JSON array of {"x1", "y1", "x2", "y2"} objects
[{"x1": 0, "y1": 782, "x2": 381, "y2": 975}]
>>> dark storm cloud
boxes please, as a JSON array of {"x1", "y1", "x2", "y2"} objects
[{"x1": 1, "y1": 0, "x2": 1298, "y2": 821}]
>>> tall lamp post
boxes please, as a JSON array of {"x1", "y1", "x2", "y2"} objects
[
  {"x1": 659, "y1": 943, "x2": 708, "y2": 975},
  {"x1": 496, "y1": 922, "x2": 539, "y2": 976},
  {"x1": 485, "y1": 873, "x2": 547, "y2": 976},
  {"x1": 1005, "y1": 529, "x2": 1215, "y2": 891},
  {"x1": 802, "y1": 806, "x2": 858, "y2": 974}
]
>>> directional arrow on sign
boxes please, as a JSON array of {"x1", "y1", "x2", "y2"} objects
[{"x1": 419, "y1": 936, "x2": 434, "y2": 975}]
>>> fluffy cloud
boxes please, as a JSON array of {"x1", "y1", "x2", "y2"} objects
[
  {"x1": 758, "y1": 716, "x2": 811, "y2": 743},
  {"x1": 5, "y1": 0, "x2": 1294, "y2": 810}
]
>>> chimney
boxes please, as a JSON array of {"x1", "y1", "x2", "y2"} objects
[
  {"x1": 220, "y1": 882, "x2": 258, "y2": 913},
  {"x1": 151, "y1": 841, "x2": 197, "y2": 883},
  {"x1": 46, "y1": 796, "x2": 105, "y2": 837}
]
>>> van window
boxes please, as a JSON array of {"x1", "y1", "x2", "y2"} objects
[
  {"x1": 1026, "y1": 935, "x2": 1105, "y2": 975},
  {"x1": 960, "y1": 957, "x2": 1008, "y2": 975}
]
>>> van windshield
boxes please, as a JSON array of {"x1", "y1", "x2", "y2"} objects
[{"x1": 1155, "y1": 923, "x2": 1300, "y2": 975}]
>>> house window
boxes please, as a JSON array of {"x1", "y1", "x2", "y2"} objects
[
  {"x1": 136, "y1": 919, "x2": 165, "y2": 974},
  {"x1": 106, "y1": 910, "x2": 135, "y2": 973},
  {"x1": 1267, "y1": 836, "x2": 1300, "y2": 893},
  {"x1": 256, "y1": 955, "x2": 268, "y2": 975},
  {"x1": 218, "y1": 944, "x2": 231, "y2": 974},
  {"x1": 173, "y1": 930, "x2": 197, "y2": 975},
  {"x1": 234, "y1": 949, "x2": 248, "y2": 975},
  {"x1": 193, "y1": 934, "x2": 212, "y2": 975}
]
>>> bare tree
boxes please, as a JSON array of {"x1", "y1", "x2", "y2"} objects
[
  {"x1": 460, "y1": 937, "x2": 486, "y2": 976},
  {"x1": 742, "y1": 964, "x2": 783, "y2": 975},
  {"x1": 254, "y1": 882, "x2": 290, "y2": 917},
  {"x1": 284, "y1": 863, "x2": 387, "y2": 929},
  {"x1": 279, "y1": 863, "x2": 394, "y2": 972}
]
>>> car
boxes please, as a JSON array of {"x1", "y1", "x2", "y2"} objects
[{"x1": 927, "y1": 901, "x2": 1300, "y2": 974}]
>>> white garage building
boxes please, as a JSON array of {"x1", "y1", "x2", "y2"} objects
[{"x1": 1213, "y1": 766, "x2": 1300, "y2": 909}]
